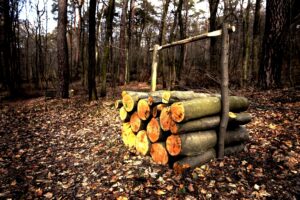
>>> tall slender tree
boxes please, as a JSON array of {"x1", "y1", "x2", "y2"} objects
[
  {"x1": 251, "y1": 0, "x2": 262, "y2": 83},
  {"x1": 100, "y1": 0, "x2": 115, "y2": 97},
  {"x1": 177, "y1": 0, "x2": 185, "y2": 81},
  {"x1": 88, "y1": 0, "x2": 98, "y2": 100},
  {"x1": 57, "y1": 0, "x2": 70, "y2": 98},
  {"x1": 208, "y1": 0, "x2": 220, "y2": 71},
  {"x1": 119, "y1": 0, "x2": 128, "y2": 84},
  {"x1": 158, "y1": 0, "x2": 170, "y2": 88}
]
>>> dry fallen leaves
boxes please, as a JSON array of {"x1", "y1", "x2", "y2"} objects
[{"x1": 0, "y1": 89, "x2": 299, "y2": 199}]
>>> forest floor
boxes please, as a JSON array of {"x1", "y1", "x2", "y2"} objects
[{"x1": 0, "y1": 83, "x2": 299, "y2": 199}]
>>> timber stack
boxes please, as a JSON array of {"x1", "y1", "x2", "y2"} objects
[{"x1": 117, "y1": 90, "x2": 251, "y2": 174}]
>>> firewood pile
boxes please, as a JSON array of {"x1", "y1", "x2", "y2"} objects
[{"x1": 116, "y1": 90, "x2": 251, "y2": 174}]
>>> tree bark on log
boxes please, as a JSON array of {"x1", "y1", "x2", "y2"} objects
[
  {"x1": 170, "y1": 96, "x2": 249, "y2": 123},
  {"x1": 122, "y1": 93, "x2": 149, "y2": 112},
  {"x1": 148, "y1": 90, "x2": 166, "y2": 105},
  {"x1": 223, "y1": 143, "x2": 245, "y2": 155},
  {"x1": 173, "y1": 149, "x2": 216, "y2": 174},
  {"x1": 152, "y1": 104, "x2": 167, "y2": 118},
  {"x1": 135, "y1": 130, "x2": 151, "y2": 156},
  {"x1": 166, "y1": 130, "x2": 217, "y2": 156},
  {"x1": 229, "y1": 112, "x2": 252, "y2": 126},
  {"x1": 119, "y1": 106, "x2": 130, "y2": 122},
  {"x1": 159, "y1": 107, "x2": 173, "y2": 131},
  {"x1": 121, "y1": 123, "x2": 136, "y2": 148},
  {"x1": 115, "y1": 99, "x2": 123, "y2": 109},
  {"x1": 166, "y1": 126, "x2": 249, "y2": 156},
  {"x1": 146, "y1": 118, "x2": 169, "y2": 142},
  {"x1": 150, "y1": 142, "x2": 169, "y2": 165},
  {"x1": 137, "y1": 99, "x2": 151, "y2": 120},
  {"x1": 121, "y1": 91, "x2": 148, "y2": 97},
  {"x1": 130, "y1": 112, "x2": 146, "y2": 133},
  {"x1": 170, "y1": 112, "x2": 252, "y2": 134},
  {"x1": 173, "y1": 143, "x2": 246, "y2": 174},
  {"x1": 162, "y1": 91, "x2": 217, "y2": 104}
]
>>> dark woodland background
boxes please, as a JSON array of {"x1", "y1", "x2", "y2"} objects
[{"x1": 0, "y1": 0, "x2": 300, "y2": 100}]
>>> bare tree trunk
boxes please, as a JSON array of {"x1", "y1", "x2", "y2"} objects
[
  {"x1": 57, "y1": 0, "x2": 70, "y2": 98},
  {"x1": 88, "y1": 0, "x2": 98, "y2": 100},
  {"x1": 158, "y1": 0, "x2": 170, "y2": 89},
  {"x1": 101, "y1": 0, "x2": 115, "y2": 97},
  {"x1": 258, "y1": 0, "x2": 290, "y2": 88},
  {"x1": 126, "y1": 0, "x2": 135, "y2": 82},
  {"x1": 208, "y1": 0, "x2": 220, "y2": 71},
  {"x1": 241, "y1": 0, "x2": 251, "y2": 87},
  {"x1": 168, "y1": 0, "x2": 178, "y2": 89},
  {"x1": 119, "y1": 0, "x2": 128, "y2": 85},
  {"x1": 251, "y1": 0, "x2": 262, "y2": 83},
  {"x1": 177, "y1": 0, "x2": 185, "y2": 81}
]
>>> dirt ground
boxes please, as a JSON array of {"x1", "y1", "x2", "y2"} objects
[{"x1": 0, "y1": 85, "x2": 299, "y2": 199}]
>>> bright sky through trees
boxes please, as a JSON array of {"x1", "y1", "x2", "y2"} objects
[{"x1": 20, "y1": 0, "x2": 210, "y2": 33}]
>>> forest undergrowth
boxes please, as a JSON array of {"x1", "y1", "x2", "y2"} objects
[{"x1": 0, "y1": 83, "x2": 299, "y2": 199}]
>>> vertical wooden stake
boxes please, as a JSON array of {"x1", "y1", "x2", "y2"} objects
[
  {"x1": 218, "y1": 23, "x2": 230, "y2": 159},
  {"x1": 151, "y1": 44, "x2": 160, "y2": 92},
  {"x1": 125, "y1": 48, "x2": 129, "y2": 85}
]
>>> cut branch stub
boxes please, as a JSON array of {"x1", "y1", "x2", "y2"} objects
[
  {"x1": 135, "y1": 130, "x2": 151, "y2": 156},
  {"x1": 150, "y1": 142, "x2": 169, "y2": 165},
  {"x1": 159, "y1": 106, "x2": 173, "y2": 131},
  {"x1": 137, "y1": 99, "x2": 151, "y2": 120}
]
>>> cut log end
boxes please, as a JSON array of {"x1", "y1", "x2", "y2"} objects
[
  {"x1": 150, "y1": 143, "x2": 169, "y2": 165},
  {"x1": 148, "y1": 96, "x2": 155, "y2": 106},
  {"x1": 135, "y1": 130, "x2": 151, "y2": 156},
  {"x1": 173, "y1": 149, "x2": 216, "y2": 174},
  {"x1": 166, "y1": 135, "x2": 182, "y2": 156},
  {"x1": 120, "y1": 106, "x2": 129, "y2": 122},
  {"x1": 170, "y1": 120, "x2": 179, "y2": 134},
  {"x1": 122, "y1": 94, "x2": 135, "y2": 112},
  {"x1": 159, "y1": 107, "x2": 173, "y2": 131},
  {"x1": 121, "y1": 123, "x2": 136, "y2": 148},
  {"x1": 115, "y1": 100, "x2": 123, "y2": 109},
  {"x1": 130, "y1": 112, "x2": 142, "y2": 133},
  {"x1": 170, "y1": 103, "x2": 184, "y2": 123},
  {"x1": 137, "y1": 99, "x2": 151, "y2": 120},
  {"x1": 146, "y1": 118, "x2": 161, "y2": 142},
  {"x1": 173, "y1": 163, "x2": 191, "y2": 175},
  {"x1": 162, "y1": 91, "x2": 171, "y2": 103}
]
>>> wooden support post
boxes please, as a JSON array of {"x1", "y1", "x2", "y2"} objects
[
  {"x1": 125, "y1": 49, "x2": 129, "y2": 85},
  {"x1": 151, "y1": 44, "x2": 159, "y2": 92},
  {"x1": 218, "y1": 23, "x2": 230, "y2": 159}
]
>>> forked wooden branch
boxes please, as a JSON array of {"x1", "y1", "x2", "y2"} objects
[{"x1": 149, "y1": 25, "x2": 235, "y2": 52}]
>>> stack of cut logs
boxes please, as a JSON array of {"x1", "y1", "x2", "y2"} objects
[{"x1": 116, "y1": 90, "x2": 251, "y2": 174}]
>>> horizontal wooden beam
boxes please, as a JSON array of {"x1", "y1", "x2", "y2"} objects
[{"x1": 150, "y1": 25, "x2": 235, "y2": 52}]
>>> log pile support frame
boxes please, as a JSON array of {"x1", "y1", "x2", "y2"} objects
[{"x1": 150, "y1": 23, "x2": 235, "y2": 159}]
